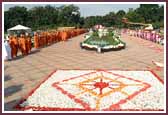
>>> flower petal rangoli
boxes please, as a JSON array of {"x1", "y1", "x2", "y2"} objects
[{"x1": 17, "y1": 70, "x2": 164, "y2": 111}]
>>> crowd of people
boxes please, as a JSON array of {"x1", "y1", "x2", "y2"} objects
[
  {"x1": 4, "y1": 33, "x2": 32, "y2": 60},
  {"x1": 122, "y1": 29, "x2": 164, "y2": 45},
  {"x1": 33, "y1": 29, "x2": 86, "y2": 48},
  {"x1": 3, "y1": 28, "x2": 86, "y2": 61}
]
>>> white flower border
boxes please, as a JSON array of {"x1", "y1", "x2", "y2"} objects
[{"x1": 81, "y1": 43, "x2": 124, "y2": 49}]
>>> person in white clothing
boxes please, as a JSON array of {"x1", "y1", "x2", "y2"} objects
[{"x1": 4, "y1": 36, "x2": 12, "y2": 61}]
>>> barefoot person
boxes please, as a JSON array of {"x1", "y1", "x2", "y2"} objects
[
  {"x1": 4, "y1": 36, "x2": 12, "y2": 60},
  {"x1": 25, "y1": 33, "x2": 32, "y2": 54},
  {"x1": 34, "y1": 32, "x2": 39, "y2": 48},
  {"x1": 9, "y1": 36, "x2": 15, "y2": 59},
  {"x1": 19, "y1": 34, "x2": 27, "y2": 56},
  {"x1": 12, "y1": 35, "x2": 19, "y2": 57}
]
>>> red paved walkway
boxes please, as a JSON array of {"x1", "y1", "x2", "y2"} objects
[{"x1": 4, "y1": 33, "x2": 164, "y2": 111}]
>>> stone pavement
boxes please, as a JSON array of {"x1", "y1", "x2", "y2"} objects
[{"x1": 3, "y1": 33, "x2": 164, "y2": 111}]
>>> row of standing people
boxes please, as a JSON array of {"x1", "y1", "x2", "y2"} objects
[
  {"x1": 122, "y1": 29, "x2": 164, "y2": 45},
  {"x1": 5, "y1": 33, "x2": 32, "y2": 60},
  {"x1": 34, "y1": 29, "x2": 86, "y2": 48},
  {"x1": 4, "y1": 28, "x2": 86, "y2": 60}
]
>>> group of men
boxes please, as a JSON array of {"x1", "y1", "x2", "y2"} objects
[
  {"x1": 4, "y1": 28, "x2": 86, "y2": 61},
  {"x1": 123, "y1": 29, "x2": 164, "y2": 45},
  {"x1": 33, "y1": 29, "x2": 86, "y2": 48},
  {"x1": 4, "y1": 33, "x2": 32, "y2": 60}
]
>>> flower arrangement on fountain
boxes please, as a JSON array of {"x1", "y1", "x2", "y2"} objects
[{"x1": 81, "y1": 28, "x2": 126, "y2": 53}]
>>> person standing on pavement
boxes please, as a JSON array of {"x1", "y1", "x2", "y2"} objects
[
  {"x1": 4, "y1": 36, "x2": 12, "y2": 60},
  {"x1": 25, "y1": 33, "x2": 32, "y2": 54},
  {"x1": 12, "y1": 35, "x2": 19, "y2": 57},
  {"x1": 34, "y1": 32, "x2": 39, "y2": 48},
  {"x1": 19, "y1": 34, "x2": 27, "y2": 56},
  {"x1": 9, "y1": 35, "x2": 15, "y2": 59}
]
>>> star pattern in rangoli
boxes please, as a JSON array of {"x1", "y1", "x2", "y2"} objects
[{"x1": 52, "y1": 70, "x2": 151, "y2": 111}]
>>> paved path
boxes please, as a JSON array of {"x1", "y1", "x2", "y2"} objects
[{"x1": 4, "y1": 33, "x2": 164, "y2": 111}]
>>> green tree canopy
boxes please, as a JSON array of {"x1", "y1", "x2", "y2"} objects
[
  {"x1": 4, "y1": 4, "x2": 164, "y2": 31},
  {"x1": 5, "y1": 6, "x2": 28, "y2": 31}
]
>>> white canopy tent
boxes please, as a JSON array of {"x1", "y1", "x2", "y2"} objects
[{"x1": 7, "y1": 25, "x2": 32, "y2": 35}]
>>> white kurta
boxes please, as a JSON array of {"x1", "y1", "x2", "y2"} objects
[{"x1": 4, "y1": 41, "x2": 12, "y2": 60}]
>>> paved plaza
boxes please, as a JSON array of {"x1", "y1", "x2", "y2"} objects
[{"x1": 4, "y1": 33, "x2": 164, "y2": 111}]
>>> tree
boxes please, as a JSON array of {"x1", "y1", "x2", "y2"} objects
[
  {"x1": 83, "y1": 16, "x2": 96, "y2": 28},
  {"x1": 78, "y1": 17, "x2": 85, "y2": 28},
  {"x1": 4, "y1": 6, "x2": 28, "y2": 31},
  {"x1": 136, "y1": 4, "x2": 159, "y2": 23},
  {"x1": 27, "y1": 5, "x2": 59, "y2": 30},
  {"x1": 116, "y1": 10, "x2": 126, "y2": 28},
  {"x1": 4, "y1": 11, "x2": 10, "y2": 32},
  {"x1": 57, "y1": 5, "x2": 80, "y2": 26},
  {"x1": 103, "y1": 12, "x2": 118, "y2": 27},
  {"x1": 136, "y1": 4, "x2": 163, "y2": 29},
  {"x1": 125, "y1": 9, "x2": 144, "y2": 23},
  {"x1": 116, "y1": 10, "x2": 126, "y2": 18},
  {"x1": 4, "y1": 4, "x2": 164, "y2": 31},
  {"x1": 28, "y1": 6, "x2": 46, "y2": 29}
]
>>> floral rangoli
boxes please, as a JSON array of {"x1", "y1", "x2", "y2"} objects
[{"x1": 16, "y1": 70, "x2": 164, "y2": 111}]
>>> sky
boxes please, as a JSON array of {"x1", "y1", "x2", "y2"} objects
[{"x1": 4, "y1": 4, "x2": 140, "y2": 17}]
